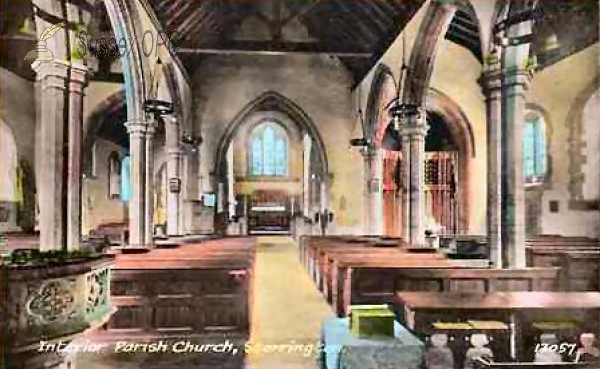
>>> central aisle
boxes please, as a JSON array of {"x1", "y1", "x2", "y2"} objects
[{"x1": 245, "y1": 236, "x2": 335, "y2": 369}]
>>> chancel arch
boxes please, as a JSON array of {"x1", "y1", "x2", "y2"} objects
[{"x1": 214, "y1": 92, "x2": 328, "y2": 235}]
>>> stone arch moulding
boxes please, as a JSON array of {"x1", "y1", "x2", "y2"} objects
[
  {"x1": 213, "y1": 91, "x2": 329, "y2": 179},
  {"x1": 403, "y1": 0, "x2": 458, "y2": 105},
  {"x1": 425, "y1": 88, "x2": 476, "y2": 232},
  {"x1": 103, "y1": 0, "x2": 147, "y2": 121},
  {"x1": 364, "y1": 63, "x2": 397, "y2": 142},
  {"x1": 567, "y1": 75, "x2": 600, "y2": 207}
]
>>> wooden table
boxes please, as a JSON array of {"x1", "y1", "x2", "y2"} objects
[{"x1": 395, "y1": 292, "x2": 600, "y2": 361}]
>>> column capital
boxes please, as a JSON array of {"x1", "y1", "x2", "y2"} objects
[
  {"x1": 32, "y1": 59, "x2": 70, "y2": 79},
  {"x1": 125, "y1": 120, "x2": 152, "y2": 137},
  {"x1": 69, "y1": 63, "x2": 89, "y2": 85},
  {"x1": 478, "y1": 68, "x2": 503, "y2": 95},
  {"x1": 32, "y1": 60, "x2": 69, "y2": 91},
  {"x1": 399, "y1": 122, "x2": 429, "y2": 138},
  {"x1": 502, "y1": 67, "x2": 534, "y2": 89}
]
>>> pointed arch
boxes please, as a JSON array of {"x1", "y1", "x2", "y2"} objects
[
  {"x1": 213, "y1": 91, "x2": 329, "y2": 178},
  {"x1": 364, "y1": 63, "x2": 397, "y2": 145},
  {"x1": 403, "y1": 0, "x2": 459, "y2": 106}
]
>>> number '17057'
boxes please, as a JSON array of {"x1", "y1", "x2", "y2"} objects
[{"x1": 534, "y1": 343, "x2": 577, "y2": 356}]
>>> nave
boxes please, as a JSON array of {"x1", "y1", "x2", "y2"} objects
[{"x1": 1, "y1": 0, "x2": 599, "y2": 368}]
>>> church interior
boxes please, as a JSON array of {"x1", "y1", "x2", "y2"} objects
[{"x1": 1, "y1": 0, "x2": 599, "y2": 368}]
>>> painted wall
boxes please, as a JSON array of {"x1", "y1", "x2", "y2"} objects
[
  {"x1": 0, "y1": 67, "x2": 36, "y2": 170},
  {"x1": 0, "y1": 67, "x2": 37, "y2": 231},
  {"x1": 192, "y1": 53, "x2": 365, "y2": 234},
  {"x1": 527, "y1": 44, "x2": 600, "y2": 237},
  {"x1": 82, "y1": 138, "x2": 128, "y2": 234}
]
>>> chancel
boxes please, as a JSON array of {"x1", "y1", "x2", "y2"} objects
[{"x1": 0, "y1": 0, "x2": 598, "y2": 368}]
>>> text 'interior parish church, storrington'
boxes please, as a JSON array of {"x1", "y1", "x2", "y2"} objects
[{"x1": 1, "y1": 0, "x2": 599, "y2": 368}]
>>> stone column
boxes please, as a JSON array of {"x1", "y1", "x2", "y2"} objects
[
  {"x1": 371, "y1": 150, "x2": 385, "y2": 235},
  {"x1": 144, "y1": 124, "x2": 155, "y2": 245},
  {"x1": 165, "y1": 116, "x2": 182, "y2": 236},
  {"x1": 501, "y1": 68, "x2": 533, "y2": 268},
  {"x1": 66, "y1": 64, "x2": 88, "y2": 251},
  {"x1": 480, "y1": 68, "x2": 503, "y2": 268},
  {"x1": 124, "y1": 120, "x2": 147, "y2": 247},
  {"x1": 401, "y1": 115, "x2": 429, "y2": 247},
  {"x1": 303, "y1": 135, "x2": 312, "y2": 218},
  {"x1": 361, "y1": 149, "x2": 375, "y2": 234},
  {"x1": 32, "y1": 60, "x2": 69, "y2": 252},
  {"x1": 400, "y1": 135, "x2": 411, "y2": 242}
]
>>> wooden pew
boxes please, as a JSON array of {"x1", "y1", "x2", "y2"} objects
[
  {"x1": 526, "y1": 236, "x2": 599, "y2": 268},
  {"x1": 300, "y1": 235, "x2": 379, "y2": 270},
  {"x1": 319, "y1": 248, "x2": 444, "y2": 297},
  {"x1": 103, "y1": 237, "x2": 256, "y2": 338},
  {"x1": 332, "y1": 263, "x2": 560, "y2": 317},
  {"x1": 559, "y1": 251, "x2": 600, "y2": 291}
]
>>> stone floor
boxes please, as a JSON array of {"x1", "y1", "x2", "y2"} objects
[{"x1": 72, "y1": 236, "x2": 334, "y2": 369}]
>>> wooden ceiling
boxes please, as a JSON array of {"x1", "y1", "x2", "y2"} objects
[{"x1": 147, "y1": 0, "x2": 426, "y2": 83}]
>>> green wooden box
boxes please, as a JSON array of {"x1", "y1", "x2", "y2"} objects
[{"x1": 349, "y1": 305, "x2": 395, "y2": 338}]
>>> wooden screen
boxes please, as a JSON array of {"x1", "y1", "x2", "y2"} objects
[
  {"x1": 382, "y1": 150, "x2": 402, "y2": 237},
  {"x1": 424, "y1": 151, "x2": 458, "y2": 235}
]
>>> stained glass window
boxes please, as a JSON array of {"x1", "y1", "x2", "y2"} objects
[
  {"x1": 249, "y1": 123, "x2": 288, "y2": 176},
  {"x1": 523, "y1": 114, "x2": 547, "y2": 184},
  {"x1": 120, "y1": 155, "x2": 131, "y2": 202}
]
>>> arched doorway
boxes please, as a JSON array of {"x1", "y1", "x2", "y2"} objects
[{"x1": 424, "y1": 112, "x2": 460, "y2": 234}]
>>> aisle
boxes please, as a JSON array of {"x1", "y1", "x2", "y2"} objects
[{"x1": 245, "y1": 236, "x2": 335, "y2": 369}]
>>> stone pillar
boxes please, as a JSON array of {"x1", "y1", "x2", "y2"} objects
[
  {"x1": 480, "y1": 68, "x2": 503, "y2": 268},
  {"x1": 400, "y1": 135, "x2": 411, "y2": 242},
  {"x1": 371, "y1": 150, "x2": 385, "y2": 235},
  {"x1": 144, "y1": 124, "x2": 155, "y2": 245},
  {"x1": 361, "y1": 149, "x2": 375, "y2": 234},
  {"x1": 401, "y1": 115, "x2": 429, "y2": 247},
  {"x1": 303, "y1": 135, "x2": 312, "y2": 218},
  {"x1": 165, "y1": 116, "x2": 182, "y2": 236},
  {"x1": 32, "y1": 60, "x2": 69, "y2": 252},
  {"x1": 124, "y1": 120, "x2": 148, "y2": 247},
  {"x1": 66, "y1": 64, "x2": 88, "y2": 251},
  {"x1": 501, "y1": 68, "x2": 533, "y2": 268}
]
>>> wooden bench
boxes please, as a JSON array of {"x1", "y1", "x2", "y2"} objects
[
  {"x1": 526, "y1": 236, "x2": 599, "y2": 267},
  {"x1": 101, "y1": 237, "x2": 256, "y2": 338},
  {"x1": 333, "y1": 264, "x2": 560, "y2": 317},
  {"x1": 319, "y1": 248, "x2": 445, "y2": 297},
  {"x1": 558, "y1": 251, "x2": 600, "y2": 291}
]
